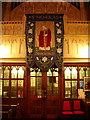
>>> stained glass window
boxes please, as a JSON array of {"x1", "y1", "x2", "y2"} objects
[
  {"x1": 0, "y1": 65, "x2": 25, "y2": 98},
  {"x1": 64, "y1": 65, "x2": 89, "y2": 98},
  {"x1": 65, "y1": 81, "x2": 71, "y2": 98},
  {"x1": 47, "y1": 68, "x2": 58, "y2": 96},
  {"x1": 30, "y1": 68, "x2": 42, "y2": 96}
]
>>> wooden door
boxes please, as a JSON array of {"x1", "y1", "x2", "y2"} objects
[{"x1": 28, "y1": 68, "x2": 59, "y2": 119}]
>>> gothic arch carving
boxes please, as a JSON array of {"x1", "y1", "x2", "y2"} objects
[{"x1": 8, "y1": 2, "x2": 80, "y2": 21}]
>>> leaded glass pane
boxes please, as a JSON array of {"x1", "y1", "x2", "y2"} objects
[
  {"x1": 30, "y1": 68, "x2": 42, "y2": 76},
  {"x1": 3, "y1": 80, "x2": 9, "y2": 98},
  {"x1": 30, "y1": 77, "x2": 36, "y2": 95},
  {"x1": 3, "y1": 91, "x2": 9, "y2": 98},
  {"x1": 53, "y1": 69, "x2": 58, "y2": 76},
  {"x1": 86, "y1": 67, "x2": 90, "y2": 76},
  {"x1": 65, "y1": 81, "x2": 71, "y2": 98},
  {"x1": 47, "y1": 77, "x2": 52, "y2": 95},
  {"x1": 4, "y1": 80, "x2": 9, "y2": 86},
  {"x1": 47, "y1": 76, "x2": 58, "y2": 95},
  {"x1": 18, "y1": 80, "x2": 23, "y2": 98},
  {"x1": 11, "y1": 67, "x2": 17, "y2": 78},
  {"x1": 18, "y1": 80, "x2": 23, "y2": 87},
  {"x1": 72, "y1": 67, "x2": 77, "y2": 79},
  {"x1": 30, "y1": 71, "x2": 35, "y2": 76},
  {"x1": 79, "y1": 67, "x2": 85, "y2": 79},
  {"x1": 0, "y1": 67, "x2": 3, "y2": 78},
  {"x1": 37, "y1": 77, "x2": 42, "y2": 97},
  {"x1": 4, "y1": 67, "x2": 10, "y2": 78},
  {"x1": 31, "y1": 77, "x2": 35, "y2": 87},
  {"x1": 11, "y1": 80, "x2": 17, "y2": 98},
  {"x1": 30, "y1": 77, "x2": 42, "y2": 96},
  {"x1": 18, "y1": 67, "x2": 24, "y2": 78},
  {"x1": 11, "y1": 80, "x2": 17, "y2": 87},
  {"x1": 0, "y1": 80, "x2": 2, "y2": 96},
  {"x1": 53, "y1": 77, "x2": 58, "y2": 95},
  {"x1": 36, "y1": 72, "x2": 42, "y2": 76},
  {"x1": 80, "y1": 81, "x2": 84, "y2": 89},
  {"x1": 47, "y1": 69, "x2": 52, "y2": 76},
  {"x1": 72, "y1": 81, "x2": 77, "y2": 98},
  {"x1": 65, "y1": 67, "x2": 71, "y2": 79}
]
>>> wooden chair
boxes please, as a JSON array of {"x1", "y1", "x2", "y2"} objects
[{"x1": 62, "y1": 100, "x2": 73, "y2": 119}]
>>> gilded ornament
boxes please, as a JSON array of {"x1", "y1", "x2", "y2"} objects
[
  {"x1": 28, "y1": 47, "x2": 33, "y2": 53},
  {"x1": 42, "y1": 57, "x2": 47, "y2": 62},
  {"x1": 57, "y1": 48, "x2": 62, "y2": 54}
]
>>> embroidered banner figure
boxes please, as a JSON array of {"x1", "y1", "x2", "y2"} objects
[
  {"x1": 39, "y1": 26, "x2": 51, "y2": 50},
  {"x1": 26, "y1": 14, "x2": 64, "y2": 71}
]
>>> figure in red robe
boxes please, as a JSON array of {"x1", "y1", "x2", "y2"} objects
[{"x1": 39, "y1": 26, "x2": 51, "y2": 50}]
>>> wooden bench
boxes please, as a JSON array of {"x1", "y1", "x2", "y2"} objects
[{"x1": 0, "y1": 103, "x2": 21, "y2": 119}]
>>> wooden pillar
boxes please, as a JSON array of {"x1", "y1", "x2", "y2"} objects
[
  {"x1": 42, "y1": 72, "x2": 47, "y2": 119},
  {"x1": 58, "y1": 65, "x2": 64, "y2": 118},
  {"x1": 25, "y1": 66, "x2": 29, "y2": 118}
]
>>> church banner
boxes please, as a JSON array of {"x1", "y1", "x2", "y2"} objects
[{"x1": 26, "y1": 14, "x2": 64, "y2": 71}]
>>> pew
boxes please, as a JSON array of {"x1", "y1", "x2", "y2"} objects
[{"x1": 0, "y1": 103, "x2": 21, "y2": 120}]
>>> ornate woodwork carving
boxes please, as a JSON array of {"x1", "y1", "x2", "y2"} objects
[
  {"x1": 45, "y1": 2, "x2": 58, "y2": 13},
  {"x1": 64, "y1": 35, "x2": 89, "y2": 58},
  {"x1": 65, "y1": 22, "x2": 89, "y2": 35},
  {"x1": 66, "y1": 3, "x2": 80, "y2": 20},
  {"x1": 1, "y1": 21, "x2": 89, "y2": 35},
  {"x1": 1, "y1": 35, "x2": 26, "y2": 58},
  {"x1": 4, "y1": 2, "x2": 81, "y2": 21},
  {"x1": 0, "y1": 21, "x2": 89, "y2": 62},
  {"x1": 1, "y1": 35, "x2": 89, "y2": 59},
  {"x1": 1, "y1": 21, "x2": 24, "y2": 35}
]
